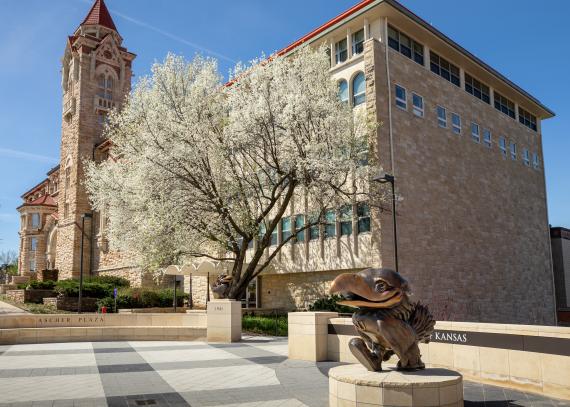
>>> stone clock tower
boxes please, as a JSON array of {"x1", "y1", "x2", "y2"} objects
[{"x1": 56, "y1": 0, "x2": 136, "y2": 279}]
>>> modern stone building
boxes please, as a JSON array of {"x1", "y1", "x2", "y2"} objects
[{"x1": 18, "y1": 0, "x2": 557, "y2": 324}]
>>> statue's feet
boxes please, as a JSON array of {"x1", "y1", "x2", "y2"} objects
[
  {"x1": 396, "y1": 359, "x2": 425, "y2": 371},
  {"x1": 349, "y1": 338, "x2": 382, "y2": 372}
]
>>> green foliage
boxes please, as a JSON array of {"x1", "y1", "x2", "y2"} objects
[
  {"x1": 96, "y1": 288, "x2": 188, "y2": 312},
  {"x1": 242, "y1": 314, "x2": 288, "y2": 337},
  {"x1": 308, "y1": 294, "x2": 354, "y2": 314},
  {"x1": 54, "y1": 280, "x2": 112, "y2": 299},
  {"x1": 89, "y1": 275, "x2": 130, "y2": 287},
  {"x1": 17, "y1": 280, "x2": 56, "y2": 290},
  {"x1": 6, "y1": 264, "x2": 18, "y2": 276}
]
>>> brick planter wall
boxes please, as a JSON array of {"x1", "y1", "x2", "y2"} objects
[
  {"x1": 6, "y1": 289, "x2": 56, "y2": 304},
  {"x1": 43, "y1": 297, "x2": 98, "y2": 312}
]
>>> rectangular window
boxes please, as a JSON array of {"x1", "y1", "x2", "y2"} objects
[
  {"x1": 309, "y1": 214, "x2": 319, "y2": 241},
  {"x1": 295, "y1": 215, "x2": 305, "y2": 242},
  {"x1": 510, "y1": 142, "x2": 517, "y2": 160},
  {"x1": 518, "y1": 107, "x2": 537, "y2": 131},
  {"x1": 29, "y1": 259, "x2": 36, "y2": 273},
  {"x1": 430, "y1": 51, "x2": 460, "y2": 86},
  {"x1": 339, "y1": 205, "x2": 353, "y2": 236},
  {"x1": 281, "y1": 217, "x2": 292, "y2": 242},
  {"x1": 387, "y1": 25, "x2": 424, "y2": 66},
  {"x1": 523, "y1": 149, "x2": 530, "y2": 166},
  {"x1": 471, "y1": 123, "x2": 480, "y2": 143},
  {"x1": 451, "y1": 113, "x2": 461, "y2": 134},
  {"x1": 494, "y1": 92, "x2": 516, "y2": 119},
  {"x1": 483, "y1": 129, "x2": 492, "y2": 148},
  {"x1": 532, "y1": 152, "x2": 540, "y2": 169},
  {"x1": 357, "y1": 203, "x2": 371, "y2": 234},
  {"x1": 31, "y1": 213, "x2": 40, "y2": 229},
  {"x1": 335, "y1": 38, "x2": 348, "y2": 64},
  {"x1": 395, "y1": 85, "x2": 407, "y2": 110},
  {"x1": 30, "y1": 237, "x2": 38, "y2": 251},
  {"x1": 324, "y1": 209, "x2": 336, "y2": 239},
  {"x1": 499, "y1": 136, "x2": 507, "y2": 157},
  {"x1": 464, "y1": 73, "x2": 490, "y2": 104},
  {"x1": 270, "y1": 225, "x2": 278, "y2": 246},
  {"x1": 352, "y1": 29, "x2": 365, "y2": 56},
  {"x1": 437, "y1": 106, "x2": 447, "y2": 128},
  {"x1": 412, "y1": 93, "x2": 424, "y2": 117}
]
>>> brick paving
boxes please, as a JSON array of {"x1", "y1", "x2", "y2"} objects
[{"x1": 0, "y1": 337, "x2": 568, "y2": 407}]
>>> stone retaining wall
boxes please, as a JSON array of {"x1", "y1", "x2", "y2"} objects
[
  {"x1": 43, "y1": 297, "x2": 98, "y2": 312},
  {"x1": 289, "y1": 312, "x2": 570, "y2": 401},
  {"x1": 6, "y1": 289, "x2": 55, "y2": 304},
  {"x1": 0, "y1": 312, "x2": 207, "y2": 345}
]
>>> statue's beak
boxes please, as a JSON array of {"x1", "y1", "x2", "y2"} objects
[{"x1": 330, "y1": 273, "x2": 403, "y2": 309}]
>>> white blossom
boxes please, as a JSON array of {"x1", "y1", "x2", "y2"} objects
[{"x1": 86, "y1": 47, "x2": 380, "y2": 299}]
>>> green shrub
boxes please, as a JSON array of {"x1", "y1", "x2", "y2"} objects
[
  {"x1": 242, "y1": 315, "x2": 288, "y2": 336},
  {"x1": 54, "y1": 279, "x2": 113, "y2": 299},
  {"x1": 17, "y1": 280, "x2": 56, "y2": 290},
  {"x1": 308, "y1": 294, "x2": 354, "y2": 314},
  {"x1": 88, "y1": 275, "x2": 130, "y2": 288},
  {"x1": 96, "y1": 288, "x2": 187, "y2": 312}
]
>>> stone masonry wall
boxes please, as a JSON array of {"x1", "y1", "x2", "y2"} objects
[
  {"x1": 366, "y1": 39, "x2": 555, "y2": 324},
  {"x1": 259, "y1": 269, "x2": 349, "y2": 311}
]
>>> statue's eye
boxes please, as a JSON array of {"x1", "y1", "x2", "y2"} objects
[{"x1": 375, "y1": 281, "x2": 386, "y2": 292}]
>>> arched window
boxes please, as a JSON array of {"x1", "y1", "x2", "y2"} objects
[
  {"x1": 352, "y1": 72, "x2": 366, "y2": 106},
  {"x1": 97, "y1": 74, "x2": 114, "y2": 100},
  {"x1": 338, "y1": 80, "x2": 348, "y2": 103}
]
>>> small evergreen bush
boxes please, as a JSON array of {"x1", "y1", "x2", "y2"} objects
[{"x1": 308, "y1": 294, "x2": 354, "y2": 314}]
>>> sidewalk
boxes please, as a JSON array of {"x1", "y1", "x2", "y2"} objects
[{"x1": 0, "y1": 299, "x2": 28, "y2": 315}]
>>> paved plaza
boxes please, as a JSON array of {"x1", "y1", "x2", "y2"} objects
[{"x1": 0, "y1": 337, "x2": 568, "y2": 407}]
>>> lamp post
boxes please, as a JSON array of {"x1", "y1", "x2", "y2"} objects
[
  {"x1": 78, "y1": 213, "x2": 93, "y2": 314},
  {"x1": 373, "y1": 172, "x2": 398, "y2": 273}
]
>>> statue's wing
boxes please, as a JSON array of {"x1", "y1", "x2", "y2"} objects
[{"x1": 409, "y1": 302, "x2": 436, "y2": 343}]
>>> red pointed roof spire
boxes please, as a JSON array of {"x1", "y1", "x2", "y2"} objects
[{"x1": 81, "y1": 0, "x2": 118, "y2": 32}]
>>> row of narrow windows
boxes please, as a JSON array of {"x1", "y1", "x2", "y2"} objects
[
  {"x1": 388, "y1": 25, "x2": 538, "y2": 132},
  {"x1": 240, "y1": 203, "x2": 371, "y2": 249},
  {"x1": 395, "y1": 84, "x2": 541, "y2": 170},
  {"x1": 334, "y1": 28, "x2": 365, "y2": 65}
]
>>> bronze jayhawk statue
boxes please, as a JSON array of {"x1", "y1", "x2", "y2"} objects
[{"x1": 330, "y1": 268, "x2": 435, "y2": 371}]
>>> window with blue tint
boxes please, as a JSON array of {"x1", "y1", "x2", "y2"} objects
[
  {"x1": 430, "y1": 51, "x2": 460, "y2": 87},
  {"x1": 483, "y1": 129, "x2": 492, "y2": 148},
  {"x1": 258, "y1": 223, "x2": 266, "y2": 242},
  {"x1": 387, "y1": 25, "x2": 424, "y2": 66},
  {"x1": 335, "y1": 38, "x2": 348, "y2": 64},
  {"x1": 412, "y1": 93, "x2": 423, "y2": 117},
  {"x1": 510, "y1": 142, "x2": 517, "y2": 160},
  {"x1": 499, "y1": 137, "x2": 507, "y2": 157},
  {"x1": 309, "y1": 213, "x2": 320, "y2": 241},
  {"x1": 494, "y1": 92, "x2": 516, "y2": 119},
  {"x1": 281, "y1": 217, "x2": 292, "y2": 242},
  {"x1": 324, "y1": 209, "x2": 336, "y2": 238},
  {"x1": 30, "y1": 237, "x2": 38, "y2": 251},
  {"x1": 395, "y1": 85, "x2": 407, "y2": 110},
  {"x1": 31, "y1": 213, "x2": 40, "y2": 229},
  {"x1": 340, "y1": 205, "x2": 353, "y2": 236},
  {"x1": 352, "y1": 73, "x2": 366, "y2": 106},
  {"x1": 519, "y1": 107, "x2": 537, "y2": 131},
  {"x1": 338, "y1": 80, "x2": 348, "y2": 104},
  {"x1": 352, "y1": 29, "x2": 365, "y2": 55},
  {"x1": 452, "y1": 113, "x2": 461, "y2": 134},
  {"x1": 533, "y1": 153, "x2": 540, "y2": 169},
  {"x1": 471, "y1": 122, "x2": 480, "y2": 143},
  {"x1": 295, "y1": 214, "x2": 305, "y2": 242},
  {"x1": 357, "y1": 203, "x2": 371, "y2": 233},
  {"x1": 248, "y1": 239, "x2": 253, "y2": 249},
  {"x1": 437, "y1": 106, "x2": 447, "y2": 128},
  {"x1": 523, "y1": 149, "x2": 530, "y2": 166},
  {"x1": 270, "y1": 222, "x2": 278, "y2": 246},
  {"x1": 465, "y1": 73, "x2": 490, "y2": 104}
]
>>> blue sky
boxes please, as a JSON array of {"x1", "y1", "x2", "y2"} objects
[{"x1": 0, "y1": 0, "x2": 568, "y2": 254}]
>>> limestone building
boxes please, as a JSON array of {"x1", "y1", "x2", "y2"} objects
[{"x1": 18, "y1": 0, "x2": 557, "y2": 324}]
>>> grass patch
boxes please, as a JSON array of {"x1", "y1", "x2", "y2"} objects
[
  {"x1": 0, "y1": 295, "x2": 72, "y2": 314},
  {"x1": 242, "y1": 314, "x2": 288, "y2": 337}
]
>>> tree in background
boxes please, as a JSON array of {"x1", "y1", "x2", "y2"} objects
[
  {"x1": 86, "y1": 47, "x2": 379, "y2": 300},
  {"x1": 0, "y1": 249, "x2": 18, "y2": 281}
]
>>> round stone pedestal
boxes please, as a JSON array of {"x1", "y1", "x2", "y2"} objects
[{"x1": 329, "y1": 364, "x2": 463, "y2": 407}]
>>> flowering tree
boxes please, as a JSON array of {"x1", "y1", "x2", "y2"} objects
[{"x1": 86, "y1": 47, "x2": 378, "y2": 299}]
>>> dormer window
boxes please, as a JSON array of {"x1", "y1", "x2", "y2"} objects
[{"x1": 98, "y1": 74, "x2": 114, "y2": 100}]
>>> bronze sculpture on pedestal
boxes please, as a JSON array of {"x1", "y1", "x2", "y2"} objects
[{"x1": 330, "y1": 268, "x2": 435, "y2": 371}]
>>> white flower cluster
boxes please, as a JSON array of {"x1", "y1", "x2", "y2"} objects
[{"x1": 85, "y1": 47, "x2": 379, "y2": 297}]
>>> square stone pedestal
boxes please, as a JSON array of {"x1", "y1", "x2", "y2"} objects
[{"x1": 207, "y1": 299, "x2": 242, "y2": 343}]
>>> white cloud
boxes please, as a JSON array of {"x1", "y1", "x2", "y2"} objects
[{"x1": 0, "y1": 148, "x2": 58, "y2": 164}]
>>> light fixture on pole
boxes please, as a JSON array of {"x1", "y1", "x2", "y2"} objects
[
  {"x1": 373, "y1": 172, "x2": 399, "y2": 273},
  {"x1": 78, "y1": 213, "x2": 93, "y2": 314}
]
